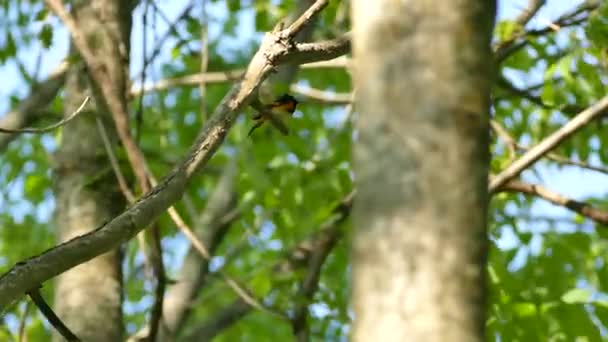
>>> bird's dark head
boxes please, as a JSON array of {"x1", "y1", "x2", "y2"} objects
[{"x1": 277, "y1": 94, "x2": 298, "y2": 105}]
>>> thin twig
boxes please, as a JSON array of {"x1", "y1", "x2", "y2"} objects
[
  {"x1": 494, "y1": 2, "x2": 598, "y2": 62},
  {"x1": 489, "y1": 94, "x2": 608, "y2": 192},
  {"x1": 27, "y1": 287, "x2": 81, "y2": 341},
  {"x1": 284, "y1": 0, "x2": 329, "y2": 39},
  {"x1": 515, "y1": 143, "x2": 608, "y2": 175},
  {"x1": 134, "y1": 0, "x2": 196, "y2": 81},
  {"x1": 490, "y1": 119, "x2": 517, "y2": 161},
  {"x1": 498, "y1": 179, "x2": 608, "y2": 225},
  {"x1": 17, "y1": 300, "x2": 31, "y2": 342},
  {"x1": 130, "y1": 56, "x2": 351, "y2": 97},
  {"x1": 291, "y1": 213, "x2": 345, "y2": 341},
  {"x1": 0, "y1": 60, "x2": 68, "y2": 150},
  {"x1": 95, "y1": 117, "x2": 136, "y2": 202},
  {"x1": 135, "y1": 0, "x2": 151, "y2": 143},
  {"x1": 0, "y1": 97, "x2": 90, "y2": 134},
  {"x1": 147, "y1": 224, "x2": 167, "y2": 342},
  {"x1": 199, "y1": 0, "x2": 209, "y2": 121},
  {"x1": 514, "y1": 0, "x2": 546, "y2": 27},
  {"x1": 290, "y1": 84, "x2": 351, "y2": 105}
]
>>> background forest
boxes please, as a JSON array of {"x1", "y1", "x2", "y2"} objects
[{"x1": 0, "y1": 0, "x2": 607, "y2": 341}]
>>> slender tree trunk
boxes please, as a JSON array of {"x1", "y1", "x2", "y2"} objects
[
  {"x1": 351, "y1": 1, "x2": 495, "y2": 341},
  {"x1": 52, "y1": 1, "x2": 132, "y2": 341}
]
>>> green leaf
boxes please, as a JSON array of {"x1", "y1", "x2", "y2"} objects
[
  {"x1": 561, "y1": 288, "x2": 592, "y2": 304},
  {"x1": 5, "y1": 32, "x2": 16, "y2": 58},
  {"x1": 38, "y1": 23, "x2": 53, "y2": 49},
  {"x1": 227, "y1": 0, "x2": 241, "y2": 12},
  {"x1": 494, "y1": 20, "x2": 522, "y2": 42},
  {"x1": 35, "y1": 8, "x2": 49, "y2": 21}
]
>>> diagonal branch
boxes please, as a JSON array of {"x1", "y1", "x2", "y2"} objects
[
  {"x1": 498, "y1": 179, "x2": 608, "y2": 225},
  {"x1": 27, "y1": 287, "x2": 80, "y2": 341},
  {"x1": 0, "y1": 0, "x2": 338, "y2": 312},
  {"x1": 489, "y1": 94, "x2": 608, "y2": 193},
  {"x1": 514, "y1": 0, "x2": 546, "y2": 27}
]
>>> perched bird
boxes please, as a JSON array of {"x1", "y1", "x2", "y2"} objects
[{"x1": 248, "y1": 94, "x2": 299, "y2": 137}]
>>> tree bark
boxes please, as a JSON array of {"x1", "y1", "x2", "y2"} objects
[
  {"x1": 52, "y1": 0, "x2": 132, "y2": 341},
  {"x1": 351, "y1": 1, "x2": 495, "y2": 341}
]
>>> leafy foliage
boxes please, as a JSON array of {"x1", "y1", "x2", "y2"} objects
[{"x1": 0, "y1": 0, "x2": 607, "y2": 341}]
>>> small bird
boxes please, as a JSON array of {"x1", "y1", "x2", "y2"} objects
[{"x1": 248, "y1": 94, "x2": 299, "y2": 137}]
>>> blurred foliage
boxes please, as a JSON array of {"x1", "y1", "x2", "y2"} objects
[{"x1": 0, "y1": 0, "x2": 607, "y2": 341}]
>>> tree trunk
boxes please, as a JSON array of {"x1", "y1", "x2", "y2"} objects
[
  {"x1": 52, "y1": 0, "x2": 132, "y2": 341},
  {"x1": 351, "y1": 1, "x2": 495, "y2": 341}
]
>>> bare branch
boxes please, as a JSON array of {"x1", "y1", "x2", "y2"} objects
[
  {"x1": 0, "y1": 96, "x2": 90, "y2": 134},
  {"x1": 291, "y1": 84, "x2": 351, "y2": 105},
  {"x1": 498, "y1": 179, "x2": 608, "y2": 225},
  {"x1": 489, "y1": 119, "x2": 517, "y2": 160},
  {"x1": 130, "y1": 53, "x2": 351, "y2": 97},
  {"x1": 27, "y1": 287, "x2": 80, "y2": 341},
  {"x1": 494, "y1": 2, "x2": 598, "y2": 62},
  {"x1": 17, "y1": 300, "x2": 31, "y2": 342},
  {"x1": 489, "y1": 94, "x2": 608, "y2": 192},
  {"x1": 199, "y1": 0, "x2": 209, "y2": 121},
  {"x1": 283, "y1": 0, "x2": 329, "y2": 39},
  {"x1": 96, "y1": 118, "x2": 136, "y2": 203},
  {"x1": 285, "y1": 34, "x2": 351, "y2": 65},
  {"x1": 0, "y1": 62, "x2": 67, "y2": 149},
  {"x1": 514, "y1": 0, "x2": 546, "y2": 27},
  {"x1": 514, "y1": 143, "x2": 608, "y2": 175},
  {"x1": 291, "y1": 215, "x2": 343, "y2": 341}
]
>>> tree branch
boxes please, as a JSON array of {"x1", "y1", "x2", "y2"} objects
[
  {"x1": 184, "y1": 191, "x2": 354, "y2": 341},
  {"x1": 494, "y1": 2, "x2": 598, "y2": 62},
  {"x1": 496, "y1": 75, "x2": 582, "y2": 114},
  {"x1": 0, "y1": 97, "x2": 90, "y2": 134},
  {"x1": 498, "y1": 179, "x2": 608, "y2": 225},
  {"x1": 0, "y1": 0, "x2": 339, "y2": 312},
  {"x1": 514, "y1": 0, "x2": 545, "y2": 27},
  {"x1": 129, "y1": 49, "x2": 351, "y2": 97},
  {"x1": 489, "y1": 94, "x2": 608, "y2": 192},
  {"x1": 27, "y1": 287, "x2": 80, "y2": 341},
  {"x1": 0, "y1": 61, "x2": 67, "y2": 150},
  {"x1": 291, "y1": 209, "x2": 345, "y2": 341}
]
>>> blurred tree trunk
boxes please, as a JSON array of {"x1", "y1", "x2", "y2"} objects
[
  {"x1": 351, "y1": 1, "x2": 495, "y2": 341},
  {"x1": 52, "y1": 0, "x2": 132, "y2": 341}
]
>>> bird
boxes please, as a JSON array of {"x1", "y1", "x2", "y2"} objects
[{"x1": 248, "y1": 94, "x2": 299, "y2": 137}]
